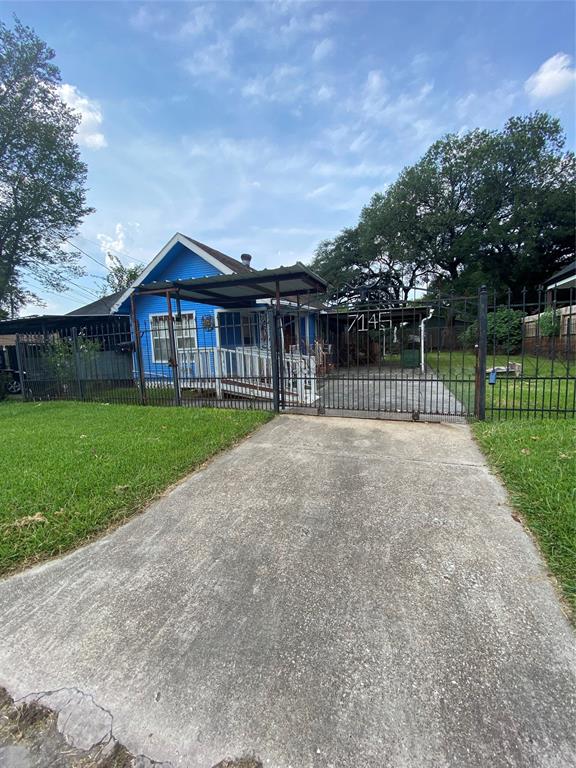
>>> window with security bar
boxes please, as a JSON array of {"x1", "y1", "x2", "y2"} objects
[{"x1": 150, "y1": 313, "x2": 196, "y2": 363}]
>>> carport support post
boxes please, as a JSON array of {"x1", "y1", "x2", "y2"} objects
[
  {"x1": 475, "y1": 286, "x2": 488, "y2": 420},
  {"x1": 268, "y1": 307, "x2": 280, "y2": 412},
  {"x1": 130, "y1": 295, "x2": 147, "y2": 405},
  {"x1": 166, "y1": 291, "x2": 181, "y2": 406},
  {"x1": 71, "y1": 327, "x2": 85, "y2": 401},
  {"x1": 14, "y1": 334, "x2": 26, "y2": 400}
]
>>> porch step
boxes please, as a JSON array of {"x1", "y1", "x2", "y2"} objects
[{"x1": 221, "y1": 378, "x2": 301, "y2": 403}]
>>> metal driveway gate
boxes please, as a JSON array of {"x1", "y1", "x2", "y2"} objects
[{"x1": 281, "y1": 295, "x2": 478, "y2": 422}]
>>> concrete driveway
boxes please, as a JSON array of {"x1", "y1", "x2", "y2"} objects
[
  {"x1": 319, "y1": 366, "x2": 466, "y2": 419},
  {"x1": 0, "y1": 416, "x2": 574, "y2": 768}
]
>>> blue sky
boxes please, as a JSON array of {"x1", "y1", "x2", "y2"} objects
[{"x1": 1, "y1": 1, "x2": 575, "y2": 314}]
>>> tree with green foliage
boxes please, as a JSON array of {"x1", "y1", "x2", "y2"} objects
[
  {"x1": 476, "y1": 114, "x2": 576, "y2": 295},
  {"x1": 99, "y1": 253, "x2": 143, "y2": 297},
  {"x1": 312, "y1": 113, "x2": 575, "y2": 302},
  {"x1": 0, "y1": 17, "x2": 93, "y2": 317}
]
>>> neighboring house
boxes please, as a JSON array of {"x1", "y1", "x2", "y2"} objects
[
  {"x1": 0, "y1": 290, "x2": 131, "y2": 395},
  {"x1": 522, "y1": 261, "x2": 576, "y2": 356},
  {"x1": 545, "y1": 261, "x2": 576, "y2": 303}
]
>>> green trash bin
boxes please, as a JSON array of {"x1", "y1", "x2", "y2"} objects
[{"x1": 401, "y1": 349, "x2": 421, "y2": 368}]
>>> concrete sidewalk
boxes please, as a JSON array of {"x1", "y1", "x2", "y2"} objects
[{"x1": 0, "y1": 416, "x2": 574, "y2": 768}]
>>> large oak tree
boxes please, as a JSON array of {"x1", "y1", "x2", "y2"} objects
[{"x1": 311, "y1": 114, "x2": 575, "y2": 303}]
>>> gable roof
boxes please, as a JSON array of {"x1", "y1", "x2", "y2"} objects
[
  {"x1": 111, "y1": 232, "x2": 253, "y2": 314},
  {"x1": 182, "y1": 235, "x2": 253, "y2": 274},
  {"x1": 67, "y1": 290, "x2": 127, "y2": 316}
]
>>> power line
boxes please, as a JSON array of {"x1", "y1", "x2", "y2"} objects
[
  {"x1": 27, "y1": 272, "x2": 100, "y2": 301},
  {"x1": 66, "y1": 278, "x2": 100, "y2": 299},
  {"x1": 65, "y1": 239, "x2": 114, "y2": 274},
  {"x1": 23, "y1": 279, "x2": 99, "y2": 306}
]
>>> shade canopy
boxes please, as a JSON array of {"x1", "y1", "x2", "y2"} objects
[
  {"x1": 0, "y1": 314, "x2": 130, "y2": 334},
  {"x1": 135, "y1": 263, "x2": 329, "y2": 308}
]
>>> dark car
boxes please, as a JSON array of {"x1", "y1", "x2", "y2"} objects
[
  {"x1": 0, "y1": 347, "x2": 21, "y2": 394},
  {"x1": 2, "y1": 368, "x2": 21, "y2": 394}
]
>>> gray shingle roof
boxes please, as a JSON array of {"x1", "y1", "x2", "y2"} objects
[{"x1": 66, "y1": 290, "x2": 127, "y2": 316}]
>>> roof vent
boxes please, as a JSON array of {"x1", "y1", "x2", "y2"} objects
[{"x1": 240, "y1": 253, "x2": 252, "y2": 267}]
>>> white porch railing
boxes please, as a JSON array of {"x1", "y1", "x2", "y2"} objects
[{"x1": 177, "y1": 345, "x2": 317, "y2": 405}]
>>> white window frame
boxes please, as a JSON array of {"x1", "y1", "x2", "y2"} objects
[{"x1": 150, "y1": 311, "x2": 197, "y2": 364}]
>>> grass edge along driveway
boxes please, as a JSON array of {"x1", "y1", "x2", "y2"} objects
[
  {"x1": 0, "y1": 401, "x2": 272, "y2": 575},
  {"x1": 473, "y1": 417, "x2": 576, "y2": 617}
]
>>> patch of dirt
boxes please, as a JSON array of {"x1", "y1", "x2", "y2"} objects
[{"x1": 212, "y1": 761, "x2": 263, "y2": 768}]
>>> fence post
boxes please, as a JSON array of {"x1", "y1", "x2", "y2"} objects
[
  {"x1": 475, "y1": 286, "x2": 488, "y2": 420},
  {"x1": 165, "y1": 292, "x2": 181, "y2": 406},
  {"x1": 133, "y1": 318, "x2": 147, "y2": 405},
  {"x1": 71, "y1": 327, "x2": 85, "y2": 401},
  {"x1": 14, "y1": 334, "x2": 26, "y2": 400},
  {"x1": 268, "y1": 308, "x2": 280, "y2": 413}
]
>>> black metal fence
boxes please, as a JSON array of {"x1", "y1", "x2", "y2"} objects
[
  {"x1": 5, "y1": 287, "x2": 575, "y2": 421},
  {"x1": 482, "y1": 286, "x2": 575, "y2": 420}
]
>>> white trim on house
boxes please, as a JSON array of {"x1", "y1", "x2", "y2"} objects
[
  {"x1": 547, "y1": 274, "x2": 576, "y2": 291},
  {"x1": 111, "y1": 233, "x2": 234, "y2": 314}
]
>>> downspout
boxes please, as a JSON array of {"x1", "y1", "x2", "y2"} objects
[{"x1": 420, "y1": 308, "x2": 434, "y2": 373}]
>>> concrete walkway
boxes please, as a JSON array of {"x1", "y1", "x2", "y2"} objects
[{"x1": 0, "y1": 416, "x2": 574, "y2": 768}]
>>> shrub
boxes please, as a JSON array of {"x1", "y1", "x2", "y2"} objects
[
  {"x1": 459, "y1": 308, "x2": 524, "y2": 353},
  {"x1": 538, "y1": 310, "x2": 560, "y2": 338},
  {"x1": 488, "y1": 308, "x2": 523, "y2": 353}
]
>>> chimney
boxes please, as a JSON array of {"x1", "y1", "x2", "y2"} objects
[{"x1": 240, "y1": 253, "x2": 252, "y2": 267}]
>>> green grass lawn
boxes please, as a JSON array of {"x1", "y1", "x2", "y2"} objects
[
  {"x1": 0, "y1": 401, "x2": 272, "y2": 575},
  {"x1": 428, "y1": 351, "x2": 576, "y2": 418},
  {"x1": 473, "y1": 418, "x2": 576, "y2": 615}
]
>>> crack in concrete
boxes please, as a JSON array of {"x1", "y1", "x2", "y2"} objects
[
  {"x1": 1, "y1": 687, "x2": 264, "y2": 768},
  {"x1": 0, "y1": 686, "x2": 172, "y2": 768}
]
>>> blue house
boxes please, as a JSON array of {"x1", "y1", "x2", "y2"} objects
[{"x1": 111, "y1": 233, "x2": 324, "y2": 404}]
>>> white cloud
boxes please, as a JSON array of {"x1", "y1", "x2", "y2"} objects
[
  {"x1": 280, "y1": 11, "x2": 335, "y2": 38},
  {"x1": 360, "y1": 70, "x2": 388, "y2": 118},
  {"x1": 311, "y1": 160, "x2": 391, "y2": 179},
  {"x1": 305, "y1": 182, "x2": 334, "y2": 199},
  {"x1": 315, "y1": 84, "x2": 334, "y2": 102},
  {"x1": 129, "y1": 5, "x2": 167, "y2": 30},
  {"x1": 58, "y1": 84, "x2": 107, "y2": 149},
  {"x1": 312, "y1": 38, "x2": 334, "y2": 62},
  {"x1": 241, "y1": 65, "x2": 305, "y2": 103},
  {"x1": 229, "y1": 5, "x2": 336, "y2": 48},
  {"x1": 525, "y1": 53, "x2": 576, "y2": 100},
  {"x1": 231, "y1": 11, "x2": 260, "y2": 34},
  {"x1": 184, "y1": 39, "x2": 232, "y2": 79},
  {"x1": 455, "y1": 81, "x2": 518, "y2": 128},
  {"x1": 179, "y1": 5, "x2": 214, "y2": 37},
  {"x1": 351, "y1": 71, "x2": 435, "y2": 142},
  {"x1": 97, "y1": 222, "x2": 140, "y2": 263},
  {"x1": 411, "y1": 52, "x2": 430, "y2": 70}
]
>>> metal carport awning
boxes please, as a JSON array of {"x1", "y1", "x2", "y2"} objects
[{"x1": 135, "y1": 262, "x2": 329, "y2": 309}]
